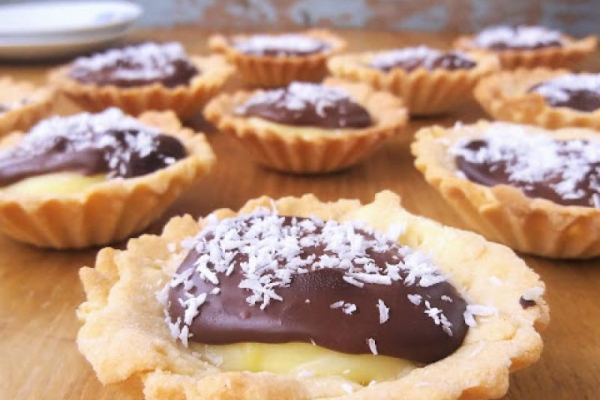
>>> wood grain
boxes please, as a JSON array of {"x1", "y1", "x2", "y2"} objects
[{"x1": 0, "y1": 28, "x2": 599, "y2": 400}]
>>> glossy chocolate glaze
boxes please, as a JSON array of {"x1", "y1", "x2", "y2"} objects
[
  {"x1": 236, "y1": 83, "x2": 372, "y2": 129},
  {"x1": 520, "y1": 297, "x2": 536, "y2": 309},
  {"x1": 529, "y1": 83, "x2": 600, "y2": 112},
  {"x1": 167, "y1": 216, "x2": 469, "y2": 364},
  {"x1": 370, "y1": 48, "x2": 476, "y2": 73},
  {"x1": 0, "y1": 120, "x2": 186, "y2": 187},
  {"x1": 455, "y1": 140, "x2": 600, "y2": 207},
  {"x1": 69, "y1": 43, "x2": 198, "y2": 88}
]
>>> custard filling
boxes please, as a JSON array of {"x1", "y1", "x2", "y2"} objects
[
  {"x1": 0, "y1": 172, "x2": 105, "y2": 195},
  {"x1": 246, "y1": 117, "x2": 367, "y2": 137},
  {"x1": 200, "y1": 342, "x2": 415, "y2": 384},
  {"x1": 162, "y1": 210, "x2": 475, "y2": 383}
]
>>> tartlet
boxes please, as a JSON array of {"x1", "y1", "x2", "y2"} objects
[
  {"x1": 49, "y1": 42, "x2": 233, "y2": 118},
  {"x1": 454, "y1": 25, "x2": 597, "y2": 69},
  {"x1": 77, "y1": 191, "x2": 548, "y2": 400},
  {"x1": 208, "y1": 30, "x2": 346, "y2": 87},
  {"x1": 328, "y1": 46, "x2": 499, "y2": 115},
  {"x1": 0, "y1": 77, "x2": 54, "y2": 136},
  {"x1": 412, "y1": 120, "x2": 600, "y2": 259},
  {"x1": 0, "y1": 108, "x2": 215, "y2": 249},
  {"x1": 204, "y1": 78, "x2": 407, "y2": 174},
  {"x1": 475, "y1": 68, "x2": 600, "y2": 130}
]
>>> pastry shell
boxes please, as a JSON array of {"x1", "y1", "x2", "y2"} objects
[
  {"x1": 0, "y1": 77, "x2": 54, "y2": 136},
  {"x1": 327, "y1": 50, "x2": 499, "y2": 116},
  {"x1": 454, "y1": 34, "x2": 597, "y2": 70},
  {"x1": 0, "y1": 111, "x2": 215, "y2": 249},
  {"x1": 48, "y1": 55, "x2": 234, "y2": 119},
  {"x1": 412, "y1": 120, "x2": 600, "y2": 259},
  {"x1": 475, "y1": 68, "x2": 600, "y2": 130},
  {"x1": 204, "y1": 78, "x2": 407, "y2": 174},
  {"x1": 77, "y1": 190, "x2": 548, "y2": 400},
  {"x1": 209, "y1": 30, "x2": 346, "y2": 88}
]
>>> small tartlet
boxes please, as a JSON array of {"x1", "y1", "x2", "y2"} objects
[
  {"x1": 412, "y1": 120, "x2": 600, "y2": 259},
  {"x1": 475, "y1": 68, "x2": 600, "y2": 130},
  {"x1": 327, "y1": 50, "x2": 499, "y2": 115},
  {"x1": 0, "y1": 111, "x2": 215, "y2": 249},
  {"x1": 204, "y1": 78, "x2": 407, "y2": 174},
  {"x1": 49, "y1": 55, "x2": 233, "y2": 118},
  {"x1": 77, "y1": 191, "x2": 548, "y2": 400},
  {"x1": 208, "y1": 30, "x2": 346, "y2": 88},
  {"x1": 454, "y1": 32, "x2": 597, "y2": 70},
  {"x1": 0, "y1": 77, "x2": 54, "y2": 136}
]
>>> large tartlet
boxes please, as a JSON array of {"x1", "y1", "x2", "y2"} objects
[
  {"x1": 454, "y1": 25, "x2": 597, "y2": 69},
  {"x1": 49, "y1": 42, "x2": 233, "y2": 118},
  {"x1": 0, "y1": 109, "x2": 215, "y2": 249},
  {"x1": 412, "y1": 120, "x2": 600, "y2": 259},
  {"x1": 0, "y1": 77, "x2": 54, "y2": 136},
  {"x1": 204, "y1": 78, "x2": 407, "y2": 174},
  {"x1": 475, "y1": 68, "x2": 600, "y2": 130},
  {"x1": 208, "y1": 30, "x2": 346, "y2": 87},
  {"x1": 328, "y1": 46, "x2": 499, "y2": 115},
  {"x1": 77, "y1": 191, "x2": 548, "y2": 400}
]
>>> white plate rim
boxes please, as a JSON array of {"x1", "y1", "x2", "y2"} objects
[{"x1": 0, "y1": 1, "x2": 142, "y2": 37}]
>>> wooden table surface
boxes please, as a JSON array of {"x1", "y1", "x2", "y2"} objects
[{"x1": 1, "y1": 28, "x2": 599, "y2": 400}]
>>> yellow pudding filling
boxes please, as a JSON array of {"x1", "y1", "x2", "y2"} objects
[
  {"x1": 0, "y1": 172, "x2": 106, "y2": 196},
  {"x1": 246, "y1": 117, "x2": 368, "y2": 137},
  {"x1": 200, "y1": 342, "x2": 416, "y2": 384}
]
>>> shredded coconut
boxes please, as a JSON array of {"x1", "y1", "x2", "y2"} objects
[
  {"x1": 367, "y1": 337, "x2": 378, "y2": 355},
  {"x1": 407, "y1": 294, "x2": 422, "y2": 306},
  {"x1": 234, "y1": 34, "x2": 326, "y2": 56},
  {"x1": 530, "y1": 73, "x2": 600, "y2": 103},
  {"x1": 0, "y1": 107, "x2": 166, "y2": 178},
  {"x1": 463, "y1": 304, "x2": 498, "y2": 327},
  {"x1": 474, "y1": 25, "x2": 563, "y2": 48},
  {"x1": 369, "y1": 46, "x2": 472, "y2": 71},
  {"x1": 236, "y1": 82, "x2": 352, "y2": 117},
  {"x1": 341, "y1": 383, "x2": 354, "y2": 394},
  {"x1": 488, "y1": 276, "x2": 503, "y2": 286},
  {"x1": 377, "y1": 299, "x2": 390, "y2": 324},
  {"x1": 451, "y1": 122, "x2": 600, "y2": 203},
  {"x1": 522, "y1": 286, "x2": 545, "y2": 302},
  {"x1": 164, "y1": 208, "x2": 461, "y2": 346},
  {"x1": 71, "y1": 42, "x2": 191, "y2": 81}
]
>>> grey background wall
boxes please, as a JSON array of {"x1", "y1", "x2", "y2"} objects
[{"x1": 3, "y1": 0, "x2": 599, "y2": 36}]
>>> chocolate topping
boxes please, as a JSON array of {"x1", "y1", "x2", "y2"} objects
[
  {"x1": 233, "y1": 34, "x2": 330, "y2": 57},
  {"x1": 370, "y1": 46, "x2": 476, "y2": 72},
  {"x1": 452, "y1": 123, "x2": 600, "y2": 207},
  {"x1": 235, "y1": 82, "x2": 372, "y2": 129},
  {"x1": 164, "y1": 211, "x2": 469, "y2": 364},
  {"x1": 529, "y1": 74, "x2": 600, "y2": 112},
  {"x1": 69, "y1": 42, "x2": 198, "y2": 88},
  {"x1": 519, "y1": 297, "x2": 536, "y2": 309},
  {"x1": 473, "y1": 25, "x2": 563, "y2": 50},
  {"x1": 0, "y1": 108, "x2": 186, "y2": 187}
]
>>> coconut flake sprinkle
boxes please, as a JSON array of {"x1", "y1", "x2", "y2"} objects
[
  {"x1": 163, "y1": 208, "x2": 466, "y2": 346},
  {"x1": 450, "y1": 122, "x2": 600, "y2": 205}
]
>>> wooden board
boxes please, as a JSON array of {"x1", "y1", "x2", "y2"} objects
[{"x1": 1, "y1": 28, "x2": 599, "y2": 400}]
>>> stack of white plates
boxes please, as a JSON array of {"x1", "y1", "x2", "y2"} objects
[{"x1": 0, "y1": 1, "x2": 142, "y2": 60}]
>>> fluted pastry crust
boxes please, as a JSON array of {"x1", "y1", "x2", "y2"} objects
[
  {"x1": 204, "y1": 78, "x2": 407, "y2": 174},
  {"x1": 209, "y1": 30, "x2": 346, "y2": 88},
  {"x1": 77, "y1": 191, "x2": 548, "y2": 400},
  {"x1": 0, "y1": 111, "x2": 215, "y2": 249},
  {"x1": 327, "y1": 51, "x2": 499, "y2": 115},
  {"x1": 412, "y1": 120, "x2": 600, "y2": 258},
  {"x1": 49, "y1": 55, "x2": 233, "y2": 118}
]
